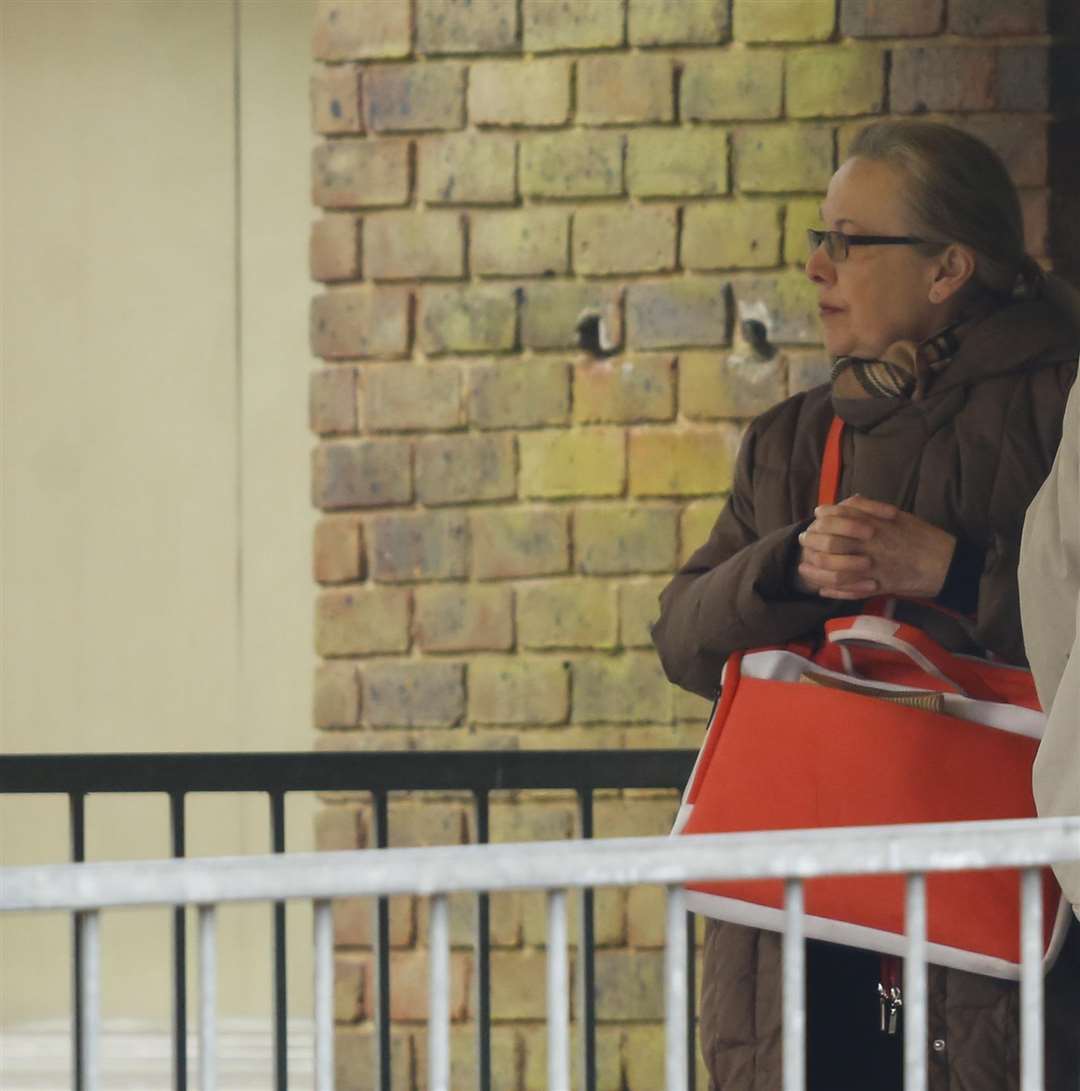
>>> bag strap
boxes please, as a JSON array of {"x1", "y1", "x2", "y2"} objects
[{"x1": 818, "y1": 416, "x2": 845, "y2": 506}]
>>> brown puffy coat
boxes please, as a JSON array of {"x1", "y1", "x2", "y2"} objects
[{"x1": 652, "y1": 298, "x2": 1080, "y2": 1091}]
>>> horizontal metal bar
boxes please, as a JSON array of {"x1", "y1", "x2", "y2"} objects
[{"x1": 4, "y1": 817, "x2": 1079, "y2": 913}]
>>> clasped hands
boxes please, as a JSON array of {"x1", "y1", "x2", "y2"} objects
[{"x1": 794, "y1": 496, "x2": 957, "y2": 601}]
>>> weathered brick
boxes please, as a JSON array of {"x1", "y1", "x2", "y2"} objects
[
  {"x1": 418, "y1": 285, "x2": 518, "y2": 354},
  {"x1": 571, "y1": 653, "x2": 674, "y2": 723},
  {"x1": 335, "y1": 1028, "x2": 411, "y2": 1091},
  {"x1": 956, "y1": 116, "x2": 1047, "y2": 188},
  {"x1": 629, "y1": 426, "x2": 739, "y2": 497},
  {"x1": 470, "y1": 508, "x2": 570, "y2": 579},
  {"x1": 629, "y1": 0, "x2": 729, "y2": 44},
  {"x1": 521, "y1": 131, "x2": 624, "y2": 198},
  {"x1": 415, "y1": 584, "x2": 514, "y2": 652},
  {"x1": 519, "y1": 885, "x2": 625, "y2": 947},
  {"x1": 416, "y1": 0, "x2": 518, "y2": 53},
  {"x1": 735, "y1": 125, "x2": 834, "y2": 193},
  {"x1": 892, "y1": 47, "x2": 996, "y2": 115},
  {"x1": 469, "y1": 59, "x2": 571, "y2": 127},
  {"x1": 625, "y1": 279, "x2": 729, "y2": 350},
  {"x1": 680, "y1": 350, "x2": 786, "y2": 419},
  {"x1": 734, "y1": 0, "x2": 834, "y2": 41},
  {"x1": 312, "y1": 438, "x2": 412, "y2": 510},
  {"x1": 522, "y1": 0, "x2": 625, "y2": 52},
  {"x1": 675, "y1": 684, "x2": 714, "y2": 721},
  {"x1": 364, "y1": 362, "x2": 463, "y2": 433},
  {"x1": 490, "y1": 951, "x2": 553, "y2": 1020},
  {"x1": 316, "y1": 803, "x2": 366, "y2": 851},
  {"x1": 334, "y1": 895, "x2": 415, "y2": 949},
  {"x1": 683, "y1": 201, "x2": 782, "y2": 270},
  {"x1": 574, "y1": 504, "x2": 679, "y2": 575},
  {"x1": 996, "y1": 47, "x2": 1050, "y2": 113},
  {"x1": 364, "y1": 211, "x2": 464, "y2": 280},
  {"x1": 416, "y1": 889, "x2": 522, "y2": 947},
  {"x1": 680, "y1": 499, "x2": 725, "y2": 564},
  {"x1": 315, "y1": 586, "x2": 411, "y2": 656},
  {"x1": 467, "y1": 360, "x2": 570, "y2": 429},
  {"x1": 311, "y1": 64, "x2": 363, "y2": 135},
  {"x1": 595, "y1": 796, "x2": 679, "y2": 837},
  {"x1": 788, "y1": 350, "x2": 832, "y2": 395},
  {"x1": 519, "y1": 429, "x2": 625, "y2": 499},
  {"x1": 335, "y1": 955, "x2": 365, "y2": 1023},
  {"x1": 841, "y1": 0, "x2": 942, "y2": 37},
  {"x1": 472, "y1": 209, "x2": 570, "y2": 277},
  {"x1": 787, "y1": 45, "x2": 885, "y2": 119},
  {"x1": 313, "y1": 661, "x2": 361, "y2": 727},
  {"x1": 416, "y1": 433, "x2": 516, "y2": 505},
  {"x1": 309, "y1": 366, "x2": 359, "y2": 435},
  {"x1": 574, "y1": 355, "x2": 675, "y2": 424},
  {"x1": 784, "y1": 197, "x2": 824, "y2": 265},
  {"x1": 314, "y1": 515, "x2": 365, "y2": 584},
  {"x1": 310, "y1": 214, "x2": 362, "y2": 282},
  {"x1": 949, "y1": 0, "x2": 1045, "y2": 35},
  {"x1": 521, "y1": 1025, "x2": 623, "y2": 1091},
  {"x1": 313, "y1": 0, "x2": 410, "y2": 61},
  {"x1": 618, "y1": 578, "x2": 668, "y2": 648},
  {"x1": 732, "y1": 271, "x2": 820, "y2": 343},
  {"x1": 517, "y1": 578, "x2": 617, "y2": 649},
  {"x1": 520, "y1": 281, "x2": 622, "y2": 351},
  {"x1": 577, "y1": 54, "x2": 675, "y2": 125},
  {"x1": 368, "y1": 949, "x2": 470, "y2": 1022},
  {"x1": 469, "y1": 657, "x2": 570, "y2": 724},
  {"x1": 371, "y1": 510, "x2": 467, "y2": 582},
  {"x1": 414, "y1": 1026, "x2": 521, "y2": 1091},
  {"x1": 595, "y1": 950, "x2": 665, "y2": 1021},
  {"x1": 418, "y1": 133, "x2": 516, "y2": 205},
  {"x1": 312, "y1": 139, "x2": 410, "y2": 209},
  {"x1": 364, "y1": 63, "x2": 466, "y2": 133},
  {"x1": 362, "y1": 660, "x2": 465, "y2": 728},
  {"x1": 387, "y1": 798, "x2": 470, "y2": 847},
  {"x1": 311, "y1": 287, "x2": 410, "y2": 359},
  {"x1": 622, "y1": 1023, "x2": 710, "y2": 1091},
  {"x1": 490, "y1": 796, "x2": 577, "y2": 842},
  {"x1": 574, "y1": 206, "x2": 677, "y2": 276},
  {"x1": 682, "y1": 51, "x2": 783, "y2": 121},
  {"x1": 626, "y1": 129, "x2": 730, "y2": 197}
]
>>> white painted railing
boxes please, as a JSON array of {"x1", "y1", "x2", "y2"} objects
[{"x1": 3, "y1": 816, "x2": 1078, "y2": 1091}]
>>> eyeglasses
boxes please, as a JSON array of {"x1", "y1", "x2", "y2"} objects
[{"x1": 806, "y1": 228, "x2": 930, "y2": 263}]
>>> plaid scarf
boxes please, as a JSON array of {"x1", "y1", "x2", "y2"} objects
[{"x1": 831, "y1": 322, "x2": 964, "y2": 402}]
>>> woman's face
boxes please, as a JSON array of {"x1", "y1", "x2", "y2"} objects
[{"x1": 806, "y1": 156, "x2": 946, "y2": 360}]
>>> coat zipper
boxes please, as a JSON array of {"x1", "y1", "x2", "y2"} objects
[{"x1": 878, "y1": 955, "x2": 902, "y2": 1035}]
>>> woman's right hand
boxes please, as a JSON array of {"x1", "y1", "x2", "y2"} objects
[{"x1": 794, "y1": 496, "x2": 890, "y2": 598}]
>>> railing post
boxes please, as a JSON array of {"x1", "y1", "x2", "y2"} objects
[
  {"x1": 170, "y1": 791, "x2": 188, "y2": 1091},
  {"x1": 198, "y1": 904, "x2": 217, "y2": 1091},
  {"x1": 373, "y1": 789, "x2": 392, "y2": 1091},
  {"x1": 78, "y1": 910, "x2": 101, "y2": 1091},
  {"x1": 904, "y1": 873, "x2": 928, "y2": 1091},
  {"x1": 269, "y1": 790, "x2": 289, "y2": 1091},
  {"x1": 1020, "y1": 868, "x2": 1044, "y2": 1091},
  {"x1": 70, "y1": 790, "x2": 86, "y2": 1091},
  {"x1": 473, "y1": 789, "x2": 491, "y2": 1091},
  {"x1": 577, "y1": 789, "x2": 596, "y2": 1091},
  {"x1": 429, "y1": 894, "x2": 451, "y2": 1091},
  {"x1": 547, "y1": 889, "x2": 571, "y2": 1091},
  {"x1": 314, "y1": 899, "x2": 335, "y2": 1091},
  {"x1": 782, "y1": 879, "x2": 805, "y2": 1091},
  {"x1": 664, "y1": 885, "x2": 688, "y2": 1091}
]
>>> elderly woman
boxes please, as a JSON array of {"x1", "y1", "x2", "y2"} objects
[{"x1": 652, "y1": 120, "x2": 1080, "y2": 1091}]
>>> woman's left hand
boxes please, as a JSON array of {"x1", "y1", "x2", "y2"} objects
[{"x1": 804, "y1": 496, "x2": 957, "y2": 601}]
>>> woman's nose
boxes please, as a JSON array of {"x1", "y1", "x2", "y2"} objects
[{"x1": 805, "y1": 241, "x2": 835, "y2": 285}]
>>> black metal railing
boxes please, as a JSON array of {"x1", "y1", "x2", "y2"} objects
[{"x1": 0, "y1": 750, "x2": 698, "y2": 1091}]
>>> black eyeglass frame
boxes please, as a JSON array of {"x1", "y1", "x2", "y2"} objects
[{"x1": 806, "y1": 228, "x2": 934, "y2": 262}]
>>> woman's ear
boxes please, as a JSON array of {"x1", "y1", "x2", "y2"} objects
[{"x1": 928, "y1": 244, "x2": 977, "y2": 303}]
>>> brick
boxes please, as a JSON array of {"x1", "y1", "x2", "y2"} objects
[
  {"x1": 787, "y1": 45, "x2": 885, "y2": 119},
  {"x1": 574, "y1": 354, "x2": 675, "y2": 424},
  {"x1": 470, "y1": 508, "x2": 570, "y2": 579},
  {"x1": 625, "y1": 279, "x2": 729, "y2": 350},
  {"x1": 521, "y1": 1025, "x2": 623, "y2": 1091},
  {"x1": 490, "y1": 951, "x2": 552, "y2": 1019},
  {"x1": 680, "y1": 350, "x2": 786, "y2": 419},
  {"x1": 622, "y1": 1023, "x2": 710, "y2": 1091},
  {"x1": 734, "y1": 0, "x2": 834, "y2": 41},
  {"x1": 418, "y1": 285, "x2": 518, "y2": 354},
  {"x1": 313, "y1": 661, "x2": 361, "y2": 727},
  {"x1": 469, "y1": 59, "x2": 571, "y2": 127},
  {"x1": 364, "y1": 63, "x2": 466, "y2": 133},
  {"x1": 416, "y1": 0, "x2": 518, "y2": 53},
  {"x1": 618, "y1": 578, "x2": 668, "y2": 648},
  {"x1": 594, "y1": 949, "x2": 664, "y2": 1020},
  {"x1": 364, "y1": 211, "x2": 464, "y2": 280},
  {"x1": 335, "y1": 955, "x2": 365, "y2": 1022},
  {"x1": 387, "y1": 798, "x2": 470, "y2": 847},
  {"x1": 335, "y1": 1028, "x2": 411, "y2": 1091},
  {"x1": 371, "y1": 510, "x2": 467, "y2": 582},
  {"x1": 683, "y1": 201, "x2": 782, "y2": 270},
  {"x1": 629, "y1": 0, "x2": 729, "y2": 45},
  {"x1": 313, "y1": 0, "x2": 410, "y2": 61},
  {"x1": 522, "y1": 0, "x2": 624, "y2": 52},
  {"x1": 316, "y1": 804, "x2": 365, "y2": 851},
  {"x1": 949, "y1": 0, "x2": 1045, "y2": 35},
  {"x1": 416, "y1": 889, "x2": 522, "y2": 947},
  {"x1": 788, "y1": 350, "x2": 832, "y2": 395},
  {"x1": 521, "y1": 131, "x2": 624, "y2": 198},
  {"x1": 517, "y1": 578, "x2": 617, "y2": 649},
  {"x1": 334, "y1": 894, "x2": 415, "y2": 948},
  {"x1": 418, "y1": 133, "x2": 516, "y2": 205},
  {"x1": 956, "y1": 116, "x2": 1047, "y2": 188},
  {"x1": 595, "y1": 796, "x2": 679, "y2": 838},
  {"x1": 574, "y1": 504, "x2": 679, "y2": 574},
  {"x1": 784, "y1": 196, "x2": 824, "y2": 265},
  {"x1": 519, "y1": 885, "x2": 625, "y2": 947},
  {"x1": 467, "y1": 360, "x2": 570, "y2": 429},
  {"x1": 520, "y1": 281, "x2": 622, "y2": 351},
  {"x1": 312, "y1": 438, "x2": 412, "y2": 510},
  {"x1": 629, "y1": 426, "x2": 740, "y2": 497},
  {"x1": 682, "y1": 51, "x2": 783, "y2": 121},
  {"x1": 309, "y1": 366, "x2": 359, "y2": 435},
  {"x1": 362, "y1": 661, "x2": 465, "y2": 728},
  {"x1": 312, "y1": 139, "x2": 410, "y2": 209},
  {"x1": 996, "y1": 47, "x2": 1050, "y2": 113},
  {"x1": 310, "y1": 214, "x2": 362, "y2": 282},
  {"x1": 626, "y1": 129, "x2": 730, "y2": 197},
  {"x1": 315, "y1": 586, "x2": 411, "y2": 656},
  {"x1": 414, "y1": 1027, "x2": 521, "y2": 1091},
  {"x1": 371, "y1": 949, "x2": 470, "y2": 1022},
  {"x1": 571, "y1": 653, "x2": 674, "y2": 723},
  {"x1": 311, "y1": 287, "x2": 410, "y2": 359},
  {"x1": 675, "y1": 684, "x2": 714, "y2": 721},
  {"x1": 314, "y1": 516, "x2": 365, "y2": 584},
  {"x1": 311, "y1": 64, "x2": 362, "y2": 134},
  {"x1": 841, "y1": 0, "x2": 942, "y2": 37},
  {"x1": 731, "y1": 272, "x2": 820, "y2": 343},
  {"x1": 415, "y1": 584, "x2": 514, "y2": 652},
  {"x1": 469, "y1": 657, "x2": 570, "y2": 724},
  {"x1": 472, "y1": 209, "x2": 570, "y2": 277},
  {"x1": 735, "y1": 124, "x2": 834, "y2": 193},
  {"x1": 680, "y1": 499, "x2": 725, "y2": 564},
  {"x1": 364, "y1": 363, "x2": 463, "y2": 433},
  {"x1": 519, "y1": 429, "x2": 625, "y2": 499},
  {"x1": 577, "y1": 54, "x2": 675, "y2": 125},
  {"x1": 415, "y1": 433, "x2": 516, "y2": 505},
  {"x1": 490, "y1": 796, "x2": 577, "y2": 842},
  {"x1": 574, "y1": 206, "x2": 677, "y2": 276},
  {"x1": 892, "y1": 47, "x2": 995, "y2": 115}
]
